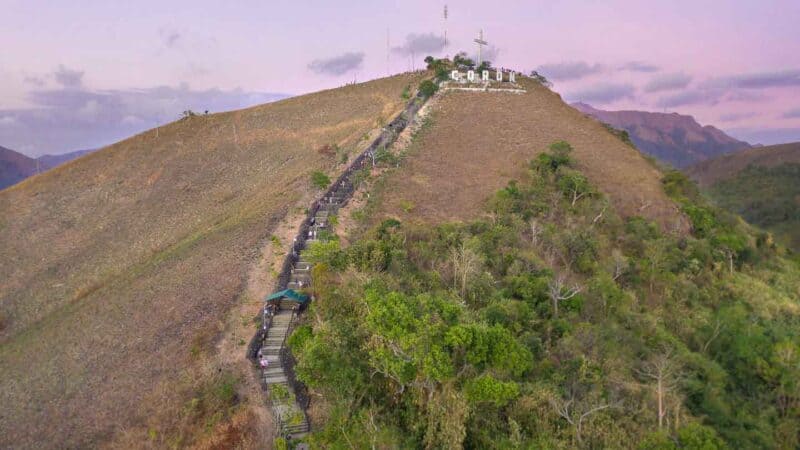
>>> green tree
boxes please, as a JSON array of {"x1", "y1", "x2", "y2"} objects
[
  {"x1": 557, "y1": 169, "x2": 593, "y2": 206},
  {"x1": 419, "y1": 79, "x2": 439, "y2": 98}
]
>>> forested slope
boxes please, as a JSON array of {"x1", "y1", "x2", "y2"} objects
[{"x1": 286, "y1": 88, "x2": 800, "y2": 448}]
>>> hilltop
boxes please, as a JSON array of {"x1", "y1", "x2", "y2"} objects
[
  {"x1": 572, "y1": 102, "x2": 750, "y2": 168},
  {"x1": 0, "y1": 72, "x2": 423, "y2": 449},
  {"x1": 687, "y1": 142, "x2": 800, "y2": 250}
]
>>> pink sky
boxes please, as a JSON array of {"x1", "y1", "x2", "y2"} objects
[{"x1": 1, "y1": 0, "x2": 799, "y2": 155}]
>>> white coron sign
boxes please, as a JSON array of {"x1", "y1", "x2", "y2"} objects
[{"x1": 450, "y1": 70, "x2": 517, "y2": 83}]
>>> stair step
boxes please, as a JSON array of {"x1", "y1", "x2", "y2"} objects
[{"x1": 265, "y1": 375, "x2": 288, "y2": 383}]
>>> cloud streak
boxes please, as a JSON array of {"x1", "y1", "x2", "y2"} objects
[
  {"x1": 719, "y1": 112, "x2": 757, "y2": 122},
  {"x1": 566, "y1": 83, "x2": 635, "y2": 104},
  {"x1": 655, "y1": 89, "x2": 722, "y2": 108},
  {"x1": 392, "y1": 33, "x2": 447, "y2": 56},
  {"x1": 619, "y1": 61, "x2": 660, "y2": 73},
  {"x1": 536, "y1": 61, "x2": 603, "y2": 81},
  {"x1": 54, "y1": 65, "x2": 84, "y2": 88},
  {"x1": 644, "y1": 73, "x2": 692, "y2": 93},
  {"x1": 705, "y1": 69, "x2": 800, "y2": 89},
  {"x1": 308, "y1": 52, "x2": 365, "y2": 76},
  {"x1": 783, "y1": 108, "x2": 800, "y2": 119}
]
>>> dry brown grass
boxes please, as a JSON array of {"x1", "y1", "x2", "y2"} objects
[
  {"x1": 0, "y1": 72, "x2": 423, "y2": 449},
  {"x1": 370, "y1": 77, "x2": 686, "y2": 231}
]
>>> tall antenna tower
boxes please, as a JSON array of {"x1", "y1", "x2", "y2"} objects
[
  {"x1": 443, "y1": 5, "x2": 448, "y2": 50},
  {"x1": 386, "y1": 28, "x2": 390, "y2": 76}
]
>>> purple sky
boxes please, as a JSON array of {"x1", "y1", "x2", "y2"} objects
[{"x1": 1, "y1": 0, "x2": 799, "y2": 156}]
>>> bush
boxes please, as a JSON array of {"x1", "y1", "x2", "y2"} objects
[
  {"x1": 532, "y1": 141, "x2": 574, "y2": 173},
  {"x1": 303, "y1": 240, "x2": 348, "y2": 270},
  {"x1": 419, "y1": 80, "x2": 439, "y2": 98},
  {"x1": 311, "y1": 171, "x2": 331, "y2": 189}
]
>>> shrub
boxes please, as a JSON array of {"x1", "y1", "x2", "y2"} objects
[
  {"x1": 311, "y1": 171, "x2": 331, "y2": 189},
  {"x1": 419, "y1": 80, "x2": 439, "y2": 98},
  {"x1": 374, "y1": 147, "x2": 398, "y2": 166},
  {"x1": 399, "y1": 200, "x2": 415, "y2": 213},
  {"x1": 453, "y1": 51, "x2": 475, "y2": 69},
  {"x1": 528, "y1": 70, "x2": 552, "y2": 87},
  {"x1": 532, "y1": 141, "x2": 574, "y2": 173},
  {"x1": 436, "y1": 67, "x2": 450, "y2": 81},
  {"x1": 303, "y1": 240, "x2": 348, "y2": 270},
  {"x1": 464, "y1": 375, "x2": 520, "y2": 407}
]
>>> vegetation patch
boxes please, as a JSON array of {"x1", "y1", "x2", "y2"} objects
[
  {"x1": 310, "y1": 171, "x2": 331, "y2": 189},
  {"x1": 290, "y1": 142, "x2": 800, "y2": 448}
]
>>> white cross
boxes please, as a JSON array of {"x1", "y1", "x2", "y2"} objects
[{"x1": 474, "y1": 29, "x2": 488, "y2": 67}]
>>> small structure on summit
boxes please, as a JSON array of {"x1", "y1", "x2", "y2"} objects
[{"x1": 265, "y1": 288, "x2": 310, "y2": 310}]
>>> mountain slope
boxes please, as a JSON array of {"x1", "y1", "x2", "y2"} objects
[
  {"x1": 287, "y1": 80, "x2": 800, "y2": 449},
  {"x1": 572, "y1": 102, "x2": 750, "y2": 168},
  {"x1": 0, "y1": 145, "x2": 37, "y2": 189},
  {"x1": 0, "y1": 73, "x2": 422, "y2": 449},
  {"x1": 367, "y1": 80, "x2": 686, "y2": 232},
  {"x1": 687, "y1": 142, "x2": 800, "y2": 250}
]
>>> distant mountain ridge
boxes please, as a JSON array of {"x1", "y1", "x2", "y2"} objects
[
  {"x1": 0, "y1": 146, "x2": 94, "y2": 190},
  {"x1": 686, "y1": 142, "x2": 800, "y2": 250},
  {"x1": 571, "y1": 102, "x2": 751, "y2": 167},
  {"x1": 687, "y1": 141, "x2": 800, "y2": 187},
  {"x1": 0, "y1": 145, "x2": 38, "y2": 189}
]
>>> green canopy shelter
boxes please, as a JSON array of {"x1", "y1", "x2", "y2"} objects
[{"x1": 265, "y1": 288, "x2": 309, "y2": 304}]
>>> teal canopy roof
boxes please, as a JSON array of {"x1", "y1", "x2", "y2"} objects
[{"x1": 265, "y1": 288, "x2": 309, "y2": 303}]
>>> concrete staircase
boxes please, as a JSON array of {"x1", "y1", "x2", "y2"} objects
[
  {"x1": 259, "y1": 310, "x2": 309, "y2": 438},
  {"x1": 259, "y1": 193, "x2": 348, "y2": 440},
  {"x1": 253, "y1": 84, "x2": 431, "y2": 444}
]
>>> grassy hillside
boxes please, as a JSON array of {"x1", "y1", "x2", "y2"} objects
[
  {"x1": 0, "y1": 73, "x2": 422, "y2": 449},
  {"x1": 289, "y1": 129, "x2": 800, "y2": 448},
  {"x1": 687, "y1": 142, "x2": 800, "y2": 251},
  {"x1": 363, "y1": 78, "x2": 686, "y2": 233}
]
